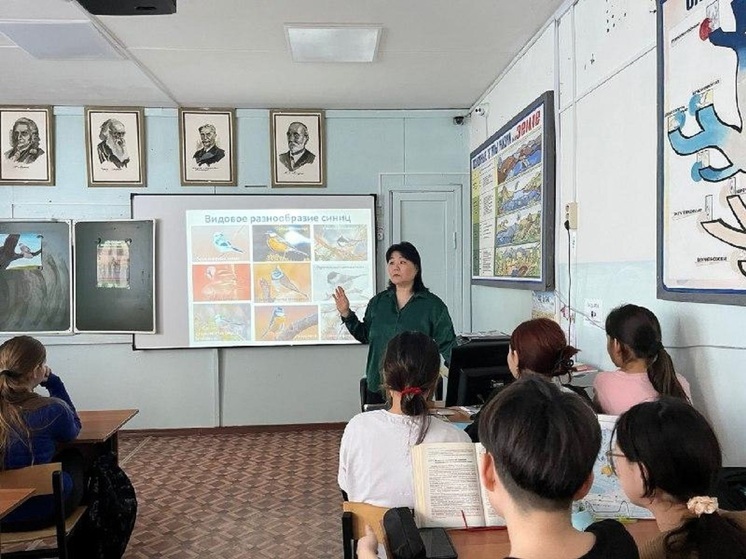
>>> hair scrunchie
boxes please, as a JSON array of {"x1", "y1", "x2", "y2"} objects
[
  {"x1": 687, "y1": 496, "x2": 718, "y2": 516},
  {"x1": 401, "y1": 386, "x2": 423, "y2": 397}
]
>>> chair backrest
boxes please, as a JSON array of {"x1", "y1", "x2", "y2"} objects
[
  {"x1": 342, "y1": 501, "x2": 390, "y2": 557},
  {"x1": 0, "y1": 462, "x2": 62, "y2": 497}
]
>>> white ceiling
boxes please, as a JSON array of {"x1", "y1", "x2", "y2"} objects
[{"x1": 0, "y1": 0, "x2": 564, "y2": 109}]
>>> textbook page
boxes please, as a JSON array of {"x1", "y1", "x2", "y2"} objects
[{"x1": 579, "y1": 414, "x2": 654, "y2": 519}]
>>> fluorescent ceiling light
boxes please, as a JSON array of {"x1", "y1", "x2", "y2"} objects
[
  {"x1": 0, "y1": 20, "x2": 125, "y2": 60},
  {"x1": 286, "y1": 24, "x2": 382, "y2": 63}
]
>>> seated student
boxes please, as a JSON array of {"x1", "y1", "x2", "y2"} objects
[
  {"x1": 478, "y1": 375, "x2": 639, "y2": 559},
  {"x1": 594, "y1": 304, "x2": 691, "y2": 415},
  {"x1": 0, "y1": 335, "x2": 86, "y2": 531},
  {"x1": 338, "y1": 331, "x2": 471, "y2": 508},
  {"x1": 466, "y1": 317, "x2": 587, "y2": 441},
  {"x1": 612, "y1": 397, "x2": 746, "y2": 559}
]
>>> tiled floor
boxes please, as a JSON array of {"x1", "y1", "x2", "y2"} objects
[{"x1": 119, "y1": 429, "x2": 344, "y2": 558}]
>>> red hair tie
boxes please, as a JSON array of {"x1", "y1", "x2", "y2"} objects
[{"x1": 401, "y1": 386, "x2": 423, "y2": 397}]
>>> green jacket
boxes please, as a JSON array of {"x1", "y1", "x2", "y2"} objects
[{"x1": 342, "y1": 288, "x2": 456, "y2": 392}]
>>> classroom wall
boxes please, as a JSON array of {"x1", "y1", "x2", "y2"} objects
[
  {"x1": 469, "y1": 0, "x2": 746, "y2": 465},
  {"x1": 0, "y1": 108, "x2": 468, "y2": 429}
]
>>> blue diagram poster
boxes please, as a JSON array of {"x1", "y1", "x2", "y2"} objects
[
  {"x1": 659, "y1": 0, "x2": 746, "y2": 303},
  {"x1": 470, "y1": 92, "x2": 555, "y2": 290}
]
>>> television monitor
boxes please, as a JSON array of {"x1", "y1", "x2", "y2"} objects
[{"x1": 445, "y1": 337, "x2": 512, "y2": 406}]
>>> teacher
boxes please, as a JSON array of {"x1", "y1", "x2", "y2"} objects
[{"x1": 333, "y1": 241, "x2": 457, "y2": 407}]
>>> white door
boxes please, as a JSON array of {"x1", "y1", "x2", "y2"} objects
[{"x1": 389, "y1": 187, "x2": 463, "y2": 332}]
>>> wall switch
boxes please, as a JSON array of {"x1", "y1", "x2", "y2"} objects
[{"x1": 565, "y1": 202, "x2": 578, "y2": 230}]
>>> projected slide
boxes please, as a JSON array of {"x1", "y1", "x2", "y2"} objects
[{"x1": 185, "y1": 208, "x2": 374, "y2": 347}]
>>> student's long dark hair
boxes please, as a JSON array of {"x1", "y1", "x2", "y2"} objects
[
  {"x1": 510, "y1": 318, "x2": 579, "y2": 379},
  {"x1": 615, "y1": 398, "x2": 746, "y2": 559},
  {"x1": 385, "y1": 242, "x2": 426, "y2": 292},
  {"x1": 381, "y1": 331, "x2": 440, "y2": 445},
  {"x1": 605, "y1": 304, "x2": 688, "y2": 401}
]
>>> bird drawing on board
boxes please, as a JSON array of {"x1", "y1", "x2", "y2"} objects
[
  {"x1": 271, "y1": 266, "x2": 308, "y2": 300},
  {"x1": 261, "y1": 306, "x2": 287, "y2": 339},
  {"x1": 265, "y1": 231, "x2": 309, "y2": 260},
  {"x1": 213, "y1": 232, "x2": 244, "y2": 254},
  {"x1": 18, "y1": 243, "x2": 36, "y2": 259}
]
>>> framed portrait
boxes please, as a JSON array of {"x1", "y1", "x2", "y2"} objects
[
  {"x1": 270, "y1": 109, "x2": 325, "y2": 187},
  {"x1": 179, "y1": 108, "x2": 236, "y2": 186},
  {"x1": 470, "y1": 91, "x2": 555, "y2": 290},
  {"x1": 85, "y1": 107, "x2": 145, "y2": 187},
  {"x1": 0, "y1": 106, "x2": 54, "y2": 185}
]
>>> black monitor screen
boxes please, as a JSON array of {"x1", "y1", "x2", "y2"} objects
[{"x1": 445, "y1": 337, "x2": 512, "y2": 406}]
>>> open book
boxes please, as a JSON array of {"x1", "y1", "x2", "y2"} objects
[
  {"x1": 578, "y1": 414, "x2": 654, "y2": 520},
  {"x1": 411, "y1": 442, "x2": 506, "y2": 529}
]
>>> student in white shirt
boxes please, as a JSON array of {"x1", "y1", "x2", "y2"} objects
[{"x1": 338, "y1": 330, "x2": 470, "y2": 508}]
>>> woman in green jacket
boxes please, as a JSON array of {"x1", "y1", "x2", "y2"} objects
[{"x1": 333, "y1": 242, "x2": 456, "y2": 407}]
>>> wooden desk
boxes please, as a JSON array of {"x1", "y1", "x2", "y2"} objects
[
  {"x1": 65, "y1": 409, "x2": 139, "y2": 462},
  {"x1": 448, "y1": 520, "x2": 660, "y2": 559},
  {"x1": 0, "y1": 489, "x2": 34, "y2": 520}
]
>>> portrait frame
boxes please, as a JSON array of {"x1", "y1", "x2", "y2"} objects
[
  {"x1": 270, "y1": 109, "x2": 325, "y2": 188},
  {"x1": 0, "y1": 105, "x2": 55, "y2": 185},
  {"x1": 469, "y1": 91, "x2": 555, "y2": 290},
  {"x1": 85, "y1": 107, "x2": 146, "y2": 187},
  {"x1": 179, "y1": 108, "x2": 236, "y2": 186}
]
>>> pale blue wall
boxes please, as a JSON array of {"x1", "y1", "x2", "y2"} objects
[
  {"x1": 469, "y1": 1, "x2": 746, "y2": 465},
  {"x1": 1, "y1": 107, "x2": 469, "y2": 429}
]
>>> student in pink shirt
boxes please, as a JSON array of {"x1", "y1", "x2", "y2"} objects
[{"x1": 593, "y1": 304, "x2": 691, "y2": 415}]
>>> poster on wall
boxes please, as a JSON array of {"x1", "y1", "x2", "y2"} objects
[
  {"x1": 470, "y1": 91, "x2": 555, "y2": 290},
  {"x1": 658, "y1": 0, "x2": 746, "y2": 304},
  {"x1": 0, "y1": 220, "x2": 72, "y2": 334}
]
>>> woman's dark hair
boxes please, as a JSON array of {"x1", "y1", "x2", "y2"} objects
[
  {"x1": 381, "y1": 331, "x2": 440, "y2": 445},
  {"x1": 478, "y1": 375, "x2": 600, "y2": 511},
  {"x1": 510, "y1": 318, "x2": 579, "y2": 379},
  {"x1": 605, "y1": 304, "x2": 688, "y2": 401},
  {"x1": 385, "y1": 242, "x2": 425, "y2": 292},
  {"x1": 615, "y1": 398, "x2": 746, "y2": 558}
]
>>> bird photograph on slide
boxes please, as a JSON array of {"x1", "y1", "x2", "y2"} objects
[
  {"x1": 191, "y1": 263, "x2": 251, "y2": 302},
  {"x1": 190, "y1": 225, "x2": 250, "y2": 262},
  {"x1": 313, "y1": 224, "x2": 368, "y2": 261},
  {"x1": 253, "y1": 262, "x2": 310, "y2": 303},
  {"x1": 192, "y1": 303, "x2": 251, "y2": 342},
  {"x1": 254, "y1": 304, "x2": 318, "y2": 341},
  {"x1": 252, "y1": 224, "x2": 311, "y2": 262}
]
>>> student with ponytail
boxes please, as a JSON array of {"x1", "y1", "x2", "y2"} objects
[
  {"x1": 338, "y1": 331, "x2": 470, "y2": 508},
  {"x1": 594, "y1": 304, "x2": 690, "y2": 415},
  {"x1": 611, "y1": 398, "x2": 746, "y2": 559},
  {"x1": 0, "y1": 335, "x2": 86, "y2": 531}
]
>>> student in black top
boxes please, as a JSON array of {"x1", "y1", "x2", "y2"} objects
[{"x1": 478, "y1": 375, "x2": 639, "y2": 559}]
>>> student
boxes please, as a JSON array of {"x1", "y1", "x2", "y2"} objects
[
  {"x1": 478, "y1": 375, "x2": 639, "y2": 559},
  {"x1": 594, "y1": 304, "x2": 690, "y2": 415},
  {"x1": 0, "y1": 335, "x2": 85, "y2": 530},
  {"x1": 466, "y1": 317, "x2": 588, "y2": 442},
  {"x1": 612, "y1": 397, "x2": 746, "y2": 559},
  {"x1": 338, "y1": 331, "x2": 470, "y2": 508}
]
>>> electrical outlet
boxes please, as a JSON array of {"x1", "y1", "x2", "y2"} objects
[{"x1": 565, "y1": 202, "x2": 578, "y2": 230}]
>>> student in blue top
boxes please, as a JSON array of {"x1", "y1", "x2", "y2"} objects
[{"x1": 0, "y1": 335, "x2": 86, "y2": 531}]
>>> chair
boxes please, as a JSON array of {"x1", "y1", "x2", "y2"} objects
[
  {"x1": 342, "y1": 501, "x2": 390, "y2": 559},
  {"x1": 0, "y1": 463, "x2": 87, "y2": 559}
]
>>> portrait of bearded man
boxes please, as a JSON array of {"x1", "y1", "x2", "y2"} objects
[{"x1": 97, "y1": 118, "x2": 130, "y2": 169}]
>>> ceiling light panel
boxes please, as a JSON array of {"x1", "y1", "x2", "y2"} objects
[
  {"x1": 0, "y1": 20, "x2": 125, "y2": 60},
  {"x1": 286, "y1": 24, "x2": 382, "y2": 63}
]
